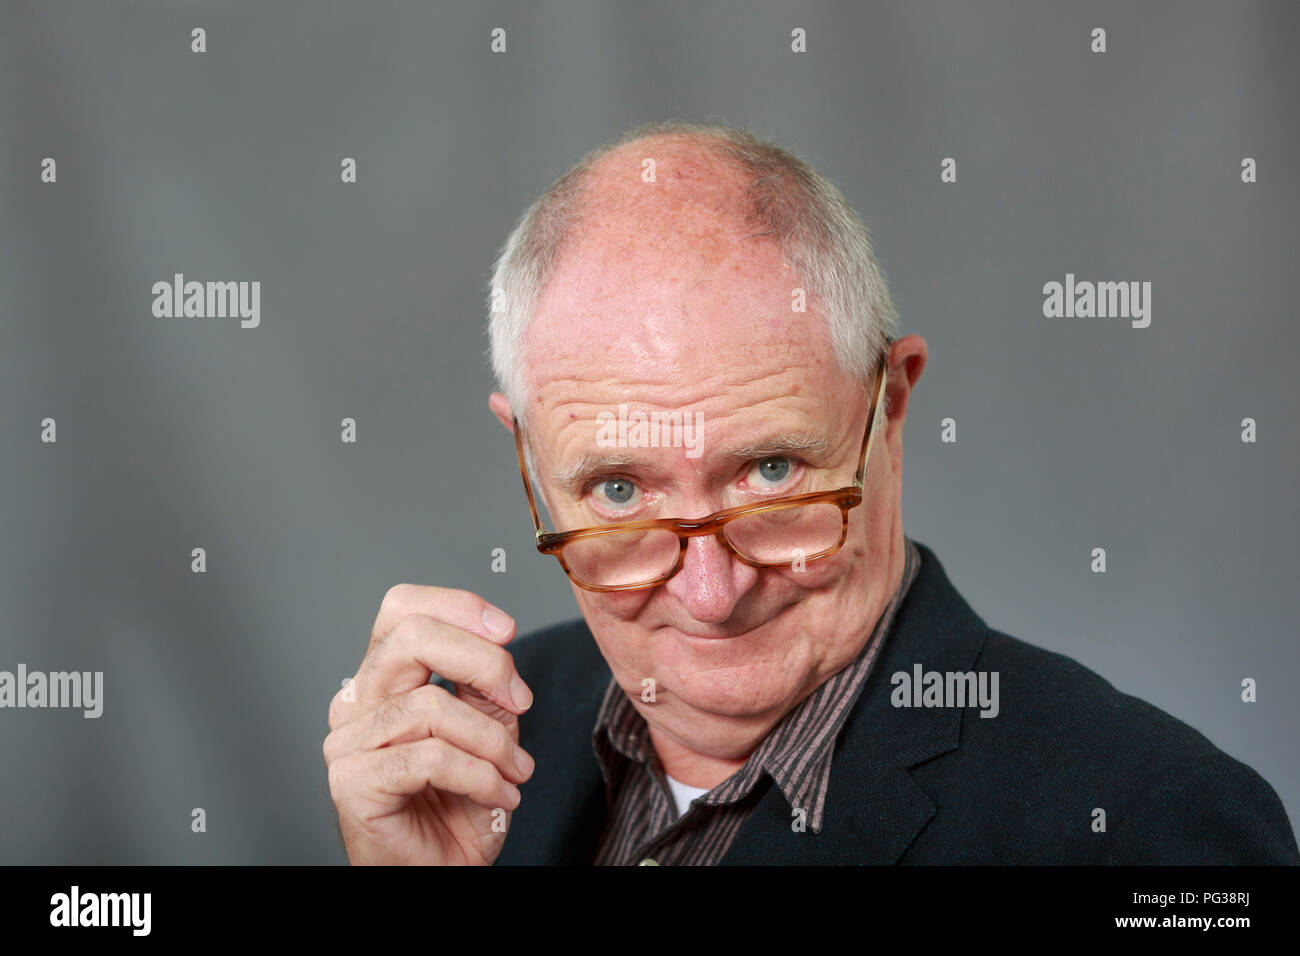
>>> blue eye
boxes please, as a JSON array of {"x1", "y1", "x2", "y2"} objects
[
  {"x1": 755, "y1": 457, "x2": 791, "y2": 485},
  {"x1": 599, "y1": 478, "x2": 636, "y2": 505}
]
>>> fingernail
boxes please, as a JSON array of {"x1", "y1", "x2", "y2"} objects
[
  {"x1": 505, "y1": 783, "x2": 521, "y2": 809},
  {"x1": 482, "y1": 606, "x2": 514, "y2": 639},
  {"x1": 514, "y1": 745, "x2": 535, "y2": 777},
  {"x1": 509, "y1": 672, "x2": 533, "y2": 712}
]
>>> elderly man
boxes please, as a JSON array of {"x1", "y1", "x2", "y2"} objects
[{"x1": 324, "y1": 122, "x2": 1298, "y2": 865}]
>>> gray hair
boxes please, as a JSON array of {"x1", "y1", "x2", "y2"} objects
[{"x1": 486, "y1": 120, "x2": 900, "y2": 427}]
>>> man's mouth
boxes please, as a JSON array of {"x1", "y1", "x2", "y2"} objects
[
  {"x1": 670, "y1": 627, "x2": 746, "y2": 640},
  {"x1": 662, "y1": 611, "x2": 778, "y2": 641}
]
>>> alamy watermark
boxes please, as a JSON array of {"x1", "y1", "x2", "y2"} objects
[
  {"x1": 50, "y1": 886, "x2": 150, "y2": 936},
  {"x1": 0, "y1": 664, "x2": 103, "y2": 718},
  {"x1": 891, "y1": 663, "x2": 999, "y2": 718},
  {"x1": 1042, "y1": 273, "x2": 1151, "y2": 328},
  {"x1": 151, "y1": 273, "x2": 260, "y2": 328},
  {"x1": 595, "y1": 404, "x2": 704, "y2": 458}
]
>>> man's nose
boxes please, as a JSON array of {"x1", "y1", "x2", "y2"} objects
[{"x1": 663, "y1": 532, "x2": 759, "y2": 624}]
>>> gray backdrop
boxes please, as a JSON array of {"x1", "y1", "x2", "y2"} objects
[{"x1": 2, "y1": 0, "x2": 1296, "y2": 863}]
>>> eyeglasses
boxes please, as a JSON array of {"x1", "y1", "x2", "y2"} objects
[{"x1": 510, "y1": 346, "x2": 891, "y2": 592}]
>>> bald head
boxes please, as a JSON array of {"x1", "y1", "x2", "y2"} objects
[{"x1": 571, "y1": 133, "x2": 759, "y2": 236}]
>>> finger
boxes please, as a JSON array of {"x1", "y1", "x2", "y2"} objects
[
  {"x1": 372, "y1": 584, "x2": 516, "y2": 650},
  {"x1": 352, "y1": 613, "x2": 533, "y2": 717},
  {"x1": 324, "y1": 683, "x2": 534, "y2": 784},
  {"x1": 329, "y1": 736, "x2": 522, "y2": 817},
  {"x1": 328, "y1": 674, "x2": 367, "y2": 732}
]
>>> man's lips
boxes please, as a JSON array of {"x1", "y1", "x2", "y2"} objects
[
  {"x1": 659, "y1": 617, "x2": 770, "y2": 641},
  {"x1": 669, "y1": 628, "x2": 744, "y2": 640}
]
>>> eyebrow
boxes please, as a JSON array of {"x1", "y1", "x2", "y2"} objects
[
  {"x1": 720, "y1": 431, "x2": 832, "y2": 463},
  {"x1": 553, "y1": 452, "x2": 638, "y2": 489},
  {"x1": 551, "y1": 430, "x2": 833, "y2": 491}
]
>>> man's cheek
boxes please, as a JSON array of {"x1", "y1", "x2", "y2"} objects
[
  {"x1": 574, "y1": 590, "x2": 650, "y2": 633},
  {"x1": 769, "y1": 554, "x2": 845, "y2": 590},
  {"x1": 588, "y1": 621, "x2": 656, "y2": 674}
]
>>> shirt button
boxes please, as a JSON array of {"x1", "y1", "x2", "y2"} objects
[{"x1": 638, "y1": 858, "x2": 660, "y2": 866}]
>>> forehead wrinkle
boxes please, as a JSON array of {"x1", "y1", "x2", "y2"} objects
[
  {"x1": 529, "y1": 371, "x2": 697, "y2": 411},
  {"x1": 534, "y1": 374, "x2": 837, "y2": 469}
]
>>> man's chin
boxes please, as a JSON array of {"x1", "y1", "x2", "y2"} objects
[
  {"x1": 621, "y1": 611, "x2": 815, "y2": 718},
  {"x1": 657, "y1": 655, "x2": 799, "y2": 720},
  {"x1": 662, "y1": 682, "x2": 792, "y2": 723}
]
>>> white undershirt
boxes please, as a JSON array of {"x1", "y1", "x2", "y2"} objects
[{"x1": 665, "y1": 774, "x2": 711, "y2": 818}]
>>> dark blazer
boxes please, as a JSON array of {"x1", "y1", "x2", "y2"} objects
[{"x1": 493, "y1": 540, "x2": 1299, "y2": 864}]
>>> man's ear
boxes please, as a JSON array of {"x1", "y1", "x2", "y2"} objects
[
  {"x1": 883, "y1": 335, "x2": 927, "y2": 427},
  {"x1": 488, "y1": 392, "x2": 515, "y2": 432}
]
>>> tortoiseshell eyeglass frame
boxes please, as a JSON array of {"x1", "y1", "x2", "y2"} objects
[{"x1": 510, "y1": 340, "x2": 893, "y2": 592}]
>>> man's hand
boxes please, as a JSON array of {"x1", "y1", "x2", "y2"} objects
[{"x1": 324, "y1": 585, "x2": 535, "y2": 865}]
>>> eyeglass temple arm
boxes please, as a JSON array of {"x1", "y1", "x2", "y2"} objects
[
  {"x1": 512, "y1": 419, "x2": 548, "y2": 537},
  {"x1": 854, "y1": 346, "x2": 892, "y2": 487}
]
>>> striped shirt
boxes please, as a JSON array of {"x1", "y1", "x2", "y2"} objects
[{"x1": 591, "y1": 536, "x2": 923, "y2": 865}]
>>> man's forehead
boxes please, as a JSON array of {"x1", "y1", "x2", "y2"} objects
[
  {"x1": 522, "y1": 234, "x2": 829, "y2": 405},
  {"x1": 524, "y1": 338, "x2": 835, "y2": 427}
]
